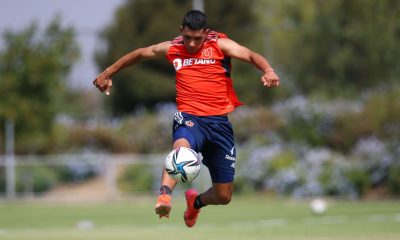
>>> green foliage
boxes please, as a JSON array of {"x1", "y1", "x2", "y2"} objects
[
  {"x1": 232, "y1": 176, "x2": 256, "y2": 194},
  {"x1": 96, "y1": 0, "x2": 258, "y2": 115},
  {"x1": 56, "y1": 165, "x2": 98, "y2": 183},
  {"x1": 279, "y1": 108, "x2": 327, "y2": 147},
  {"x1": 327, "y1": 112, "x2": 360, "y2": 152},
  {"x1": 0, "y1": 16, "x2": 80, "y2": 154},
  {"x1": 359, "y1": 88, "x2": 400, "y2": 141},
  {"x1": 318, "y1": 161, "x2": 342, "y2": 196},
  {"x1": 0, "y1": 166, "x2": 58, "y2": 193},
  {"x1": 327, "y1": 85, "x2": 400, "y2": 152},
  {"x1": 344, "y1": 165, "x2": 371, "y2": 197},
  {"x1": 95, "y1": 0, "x2": 400, "y2": 111},
  {"x1": 319, "y1": 160, "x2": 381, "y2": 198},
  {"x1": 52, "y1": 113, "x2": 170, "y2": 154},
  {"x1": 204, "y1": 0, "x2": 257, "y2": 43},
  {"x1": 257, "y1": 0, "x2": 400, "y2": 96},
  {"x1": 268, "y1": 151, "x2": 296, "y2": 175},
  {"x1": 96, "y1": 0, "x2": 187, "y2": 114},
  {"x1": 118, "y1": 163, "x2": 154, "y2": 192},
  {"x1": 388, "y1": 163, "x2": 400, "y2": 196},
  {"x1": 230, "y1": 106, "x2": 282, "y2": 143}
]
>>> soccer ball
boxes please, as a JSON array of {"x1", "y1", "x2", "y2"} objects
[
  {"x1": 310, "y1": 198, "x2": 327, "y2": 215},
  {"x1": 164, "y1": 147, "x2": 201, "y2": 183}
]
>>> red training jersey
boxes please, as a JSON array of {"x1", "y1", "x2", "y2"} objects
[{"x1": 166, "y1": 31, "x2": 243, "y2": 116}]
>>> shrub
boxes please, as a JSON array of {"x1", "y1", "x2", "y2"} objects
[
  {"x1": 345, "y1": 166, "x2": 371, "y2": 197},
  {"x1": 230, "y1": 106, "x2": 282, "y2": 144},
  {"x1": 268, "y1": 151, "x2": 296, "y2": 175},
  {"x1": 56, "y1": 163, "x2": 99, "y2": 183},
  {"x1": 388, "y1": 163, "x2": 400, "y2": 196},
  {"x1": 15, "y1": 166, "x2": 58, "y2": 193},
  {"x1": 118, "y1": 163, "x2": 154, "y2": 192}
]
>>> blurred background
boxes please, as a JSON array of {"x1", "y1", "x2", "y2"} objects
[{"x1": 0, "y1": 0, "x2": 399, "y2": 202}]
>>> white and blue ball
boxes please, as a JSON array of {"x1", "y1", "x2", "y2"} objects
[{"x1": 165, "y1": 147, "x2": 201, "y2": 183}]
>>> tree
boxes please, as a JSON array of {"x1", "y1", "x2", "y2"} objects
[
  {"x1": 0, "y1": 16, "x2": 80, "y2": 154},
  {"x1": 257, "y1": 0, "x2": 400, "y2": 96},
  {"x1": 95, "y1": 0, "x2": 258, "y2": 115}
]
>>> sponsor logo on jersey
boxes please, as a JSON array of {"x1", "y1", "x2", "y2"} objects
[{"x1": 172, "y1": 58, "x2": 216, "y2": 71}]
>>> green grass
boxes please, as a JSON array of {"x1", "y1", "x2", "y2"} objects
[{"x1": 0, "y1": 195, "x2": 399, "y2": 240}]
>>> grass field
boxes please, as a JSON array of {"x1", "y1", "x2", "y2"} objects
[{"x1": 0, "y1": 195, "x2": 399, "y2": 240}]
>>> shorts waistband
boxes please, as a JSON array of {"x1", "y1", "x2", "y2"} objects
[{"x1": 178, "y1": 111, "x2": 228, "y2": 122}]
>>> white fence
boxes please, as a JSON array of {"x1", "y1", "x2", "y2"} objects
[{"x1": 0, "y1": 153, "x2": 211, "y2": 201}]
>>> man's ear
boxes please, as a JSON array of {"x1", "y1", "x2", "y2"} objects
[
  {"x1": 204, "y1": 28, "x2": 210, "y2": 34},
  {"x1": 180, "y1": 26, "x2": 184, "y2": 33}
]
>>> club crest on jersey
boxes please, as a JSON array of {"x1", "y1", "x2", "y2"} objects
[
  {"x1": 173, "y1": 58, "x2": 183, "y2": 71},
  {"x1": 202, "y1": 47, "x2": 213, "y2": 58},
  {"x1": 185, "y1": 120, "x2": 194, "y2": 127}
]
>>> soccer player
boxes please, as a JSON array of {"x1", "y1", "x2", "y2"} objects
[{"x1": 93, "y1": 10, "x2": 280, "y2": 227}]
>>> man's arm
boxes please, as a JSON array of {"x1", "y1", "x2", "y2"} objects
[
  {"x1": 93, "y1": 41, "x2": 171, "y2": 95},
  {"x1": 218, "y1": 38, "x2": 279, "y2": 88}
]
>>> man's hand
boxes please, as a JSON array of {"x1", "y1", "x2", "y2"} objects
[
  {"x1": 93, "y1": 70, "x2": 112, "y2": 95},
  {"x1": 261, "y1": 69, "x2": 280, "y2": 88}
]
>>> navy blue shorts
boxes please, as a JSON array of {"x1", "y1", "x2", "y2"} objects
[{"x1": 172, "y1": 112, "x2": 236, "y2": 183}]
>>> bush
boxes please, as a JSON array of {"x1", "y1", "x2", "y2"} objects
[
  {"x1": 233, "y1": 176, "x2": 256, "y2": 194},
  {"x1": 118, "y1": 163, "x2": 154, "y2": 192},
  {"x1": 56, "y1": 163, "x2": 99, "y2": 183},
  {"x1": 345, "y1": 166, "x2": 371, "y2": 197},
  {"x1": 268, "y1": 151, "x2": 296, "y2": 175},
  {"x1": 230, "y1": 106, "x2": 282, "y2": 144},
  {"x1": 15, "y1": 166, "x2": 58, "y2": 193},
  {"x1": 388, "y1": 163, "x2": 400, "y2": 196}
]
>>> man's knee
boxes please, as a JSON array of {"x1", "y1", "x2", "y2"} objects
[{"x1": 215, "y1": 190, "x2": 232, "y2": 205}]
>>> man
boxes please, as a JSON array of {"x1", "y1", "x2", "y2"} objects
[{"x1": 93, "y1": 10, "x2": 279, "y2": 227}]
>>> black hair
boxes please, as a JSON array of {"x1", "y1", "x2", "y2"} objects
[{"x1": 182, "y1": 10, "x2": 207, "y2": 30}]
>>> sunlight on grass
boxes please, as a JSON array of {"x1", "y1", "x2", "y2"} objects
[{"x1": 0, "y1": 195, "x2": 399, "y2": 240}]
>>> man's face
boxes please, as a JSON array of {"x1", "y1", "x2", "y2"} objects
[{"x1": 180, "y1": 26, "x2": 208, "y2": 54}]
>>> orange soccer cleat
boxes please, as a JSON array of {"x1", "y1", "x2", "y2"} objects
[
  {"x1": 155, "y1": 193, "x2": 172, "y2": 218},
  {"x1": 183, "y1": 189, "x2": 201, "y2": 227}
]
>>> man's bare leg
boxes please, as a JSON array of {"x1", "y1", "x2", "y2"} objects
[
  {"x1": 184, "y1": 182, "x2": 233, "y2": 227},
  {"x1": 155, "y1": 138, "x2": 191, "y2": 218}
]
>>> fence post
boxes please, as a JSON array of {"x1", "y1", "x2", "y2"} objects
[
  {"x1": 105, "y1": 157, "x2": 118, "y2": 199},
  {"x1": 192, "y1": 0, "x2": 204, "y2": 12},
  {"x1": 5, "y1": 119, "x2": 16, "y2": 200}
]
